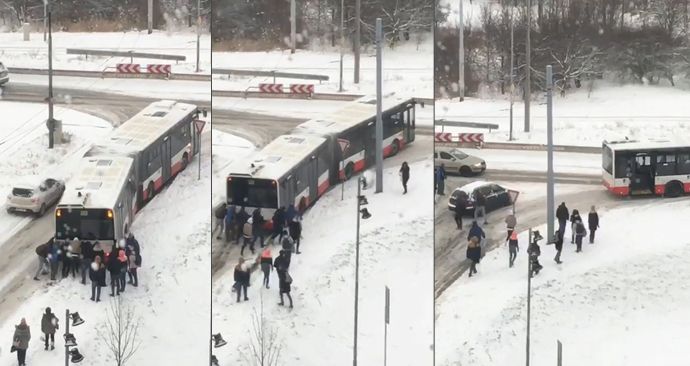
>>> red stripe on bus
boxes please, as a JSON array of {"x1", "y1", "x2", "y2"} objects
[
  {"x1": 154, "y1": 176, "x2": 164, "y2": 191},
  {"x1": 609, "y1": 186, "x2": 629, "y2": 196},
  {"x1": 318, "y1": 179, "x2": 330, "y2": 196},
  {"x1": 655, "y1": 185, "x2": 665, "y2": 195},
  {"x1": 383, "y1": 144, "x2": 393, "y2": 158},
  {"x1": 353, "y1": 159, "x2": 365, "y2": 172},
  {"x1": 685, "y1": 183, "x2": 690, "y2": 193},
  {"x1": 171, "y1": 160, "x2": 183, "y2": 176}
]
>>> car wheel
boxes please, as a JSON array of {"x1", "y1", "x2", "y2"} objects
[{"x1": 459, "y1": 166, "x2": 472, "y2": 177}]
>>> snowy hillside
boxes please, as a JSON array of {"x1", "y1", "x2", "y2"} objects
[
  {"x1": 436, "y1": 198, "x2": 690, "y2": 365},
  {"x1": 214, "y1": 159, "x2": 434, "y2": 365}
]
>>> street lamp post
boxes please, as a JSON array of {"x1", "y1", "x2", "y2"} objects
[
  {"x1": 353, "y1": 176, "x2": 371, "y2": 366},
  {"x1": 195, "y1": 0, "x2": 201, "y2": 73},
  {"x1": 47, "y1": 6, "x2": 55, "y2": 149}
]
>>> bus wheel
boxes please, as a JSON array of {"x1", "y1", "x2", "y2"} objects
[
  {"x1": 146, "y1": 182, "x2": 155, "y2": 202},
  {"x1": 390, "y1": 139, "x2": 400, "y2": 156},
  {"x1": 665, "y1": 181, "x2": 683, "y2": 198},
  {"x1": 344, "y1": 163, "x2": 354, "y2": 180},
  {"x1": 181, "y1": 153, "x2": 189, "y2": 170}
]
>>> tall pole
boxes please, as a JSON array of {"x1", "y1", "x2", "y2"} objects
[
  {"x1": 526, "y1": 229, "x2": 532, "y2": 366},
  {"x1": 509, "y1": 2, "x2": 515, "y2": 141},
  {"x1": 375, "y1": 18, "x2": 383, "y2": 194},
  {"x1": 48, "y1": 9, "x2": 54, "y2": 149},
  {"x1": 195, "y1": 0, "x2": 201, "y2": 72},
  {"x1": 384, "y1": 286, "x2": 390, "y2": 366},
  {"x1": 64, "y1": 309, "x2": 70, "y2": 366},
  {"x1": 290, "y1": 0, "x2": 296, "y2": 54},
  {"x1": 458, "y1": 0, "x2": 465, "y2": 100},
  {"x1": 354, "y1": 0, "x2": 361, "y2": 83},
  {"x1": 546, "y1": 65, "x2": 555, "y2": 243},
  {"x1": 148, "y1": 0, "x2": 153, "y2": 34},
  {"x1": 353, "y1": 177, "x2": 362, "y2": 366},
  {"x1": 524, "y1": 0, "x2": 531, "y2": 133},
  {"x1": 339, "y1": 0, "x2": 344, "y2": 92},
  {"x1": 43, "y1": 1, "x2": 47, "y2": 42}
]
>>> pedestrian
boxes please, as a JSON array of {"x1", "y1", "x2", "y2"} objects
[
  {"x1": 89, "y1": 256, "x2": 106, "y2": 302},
  {"x1": 273, "y1": 250, "x2": 290, "y2": 297},
  {"x1": 285, "y1": 204, "x2": 297, "y2": 224},
  {"x1": 241, "y1": 217, "x2": 255, "y2": 256},
  {"x1": 435, "y1": 164, "x2": 447, "y2": 195},
  {"x1": 40, "y1": 307, "x2": 58, "y2": 351},
  {"x1": 61, "y1": 240, "x2": 72, "y2": 279},
  {"x1": 528, "y1": 231, "x2": 543, "y2": 277},
  {"x1": 224, "y1": 205, "x2": 235, "y2": 243},
  {"x1": 11, "y1": 318, "x2": 30, "y2": 366},
  {"x1": 80, "y1": 239, "x2": 94, "y2": 285},
  {"x1": 569, "y1": 209, "x2": 582, "y2": 244},
  {"x1": 466, "y1": 236, "x2": 481, "y2": 277},
  {"x1": 556, "y1": 202, "x2": 569, "y2": 239},
  {"x1": 128, "y1": 248, "x2": 139, "y2": 287},
  {"x1": 297, "y1": 198, "x2": 306, "y2": 220},
  {"x1": 260, "y1": 248, "x2": 273, "y2": 289},
  {"x1": 574, "y1": 220, "x2": 587, "y2": 252},
  {"x1": 233, "y1": 258, "x2": 249, "y2": 302},
  {"x1": 235, "y1": 206, "x2": 250, "y2": 245},
  {"x1": 588, "y1": 205, "x2": 600, "y2": 244},
  {"x1": 281, "y1": 233, "x2": 294, "y2": 268},
  {"x1": 107, "y1": 248, "x2": 122, "y2": 296},
  {"x1": 117, "y1": 249, "x2": 128, "y2": 293},
  {"x1": 33, "y1": 239, "x2": 51, "y2": 281},
  {"x1": 399, "y1": 161, "x2": 410, "y2": 194},
  {"x1": 214, "y1": 202, "x2": 227, "y2": 239},
  {"x1": 474, "y1": 191, "x2": 488, "y2": 225},
  {"x1": 278, "y1": 269, "x2": 294, "y2": 308},
  {"x1": 68, "y1": 237, "x2": 81, "y2": 278},
  {"x1": 507, "y1": 230, "x2": 519, "y2": 268},
  {"x1": 553, "y1": 229, "x2": 563, "y2": 264},
  {"x1": 251, "y1": 208, "x2": 266, "y2": 248},
  {"x1": 288, "y1": 217, "x2": 302, "y2": 254},
  {"x1": 92, "y1": 241, "x2": 104, "y2": 262},
  {"x1": 467, "y1": 221, "x2": 486, "y2": 248},
  {"x1": 454, "y1": 198, "x2": 466, "y2": 230},
  {"x1": 269, "y1": 207, "x2": 286, "y2": 244},
  {"x1": 48, "y1": 240, "x2": 60, "y2": 281},
  {"x1": 126, "y1": 233, "x2": 141, "y2": 257},
  {"x1": 505, "y1": 213, "x2": 517, "y2": 241}
]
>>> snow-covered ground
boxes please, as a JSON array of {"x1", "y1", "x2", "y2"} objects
[
  {"x1": 212, "y1": 37, "x2": 433, "y2": 98},
  {"x1": 462, "y1": 149, "x2": 601, "y2": 175},
  {"x1": 436, "y1": 84, "x2": 690, "y2": 146},
  {"x1": 0, "y1": 31, "x2": 211, "y2": 74},
  {"x1": 214, "y1": 159, "x2": 434, "y2": 365},
  {"x1": 0, "y1": 101, "x2": 112, "y2": 250},
  {"x1": 212, "y1": 130, "x2": 255, "y2": 204},
  {"x1": 0, "y1": 129, "x2": 212, "y2": 366},
  {"x1": 436, "y1": 197, "x2": 690, "y2": 366}
]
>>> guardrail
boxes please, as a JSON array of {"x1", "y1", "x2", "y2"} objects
[
  {"x1": 66, "y1": 48, "x2": 186, "y2": 63},
  {"x1": 8, "y1": 67, "x2": 210, "y2": 81},
  {"x1": 212, "y1": 68, "x2": 329, "y2": 83},
  {"x1": 436, "y1": 119, "x2": 500, "y2": 131},
  {"x1": 212, "y1": 89, "x2": 434, "y2": 104}
]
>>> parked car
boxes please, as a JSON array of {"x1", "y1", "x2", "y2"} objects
[
  {"x1": 434, "y1": 147, "x2": 486, "y2": 176},
  {"x1": 448, "y1": 181, "x2": 512, "y2": 215},
  {"x1": 6, "y1": 178, "x2": 66, "y2": 216},
  {"x1": 0, "y1": 62, "x2": 9, "y2": 86}
]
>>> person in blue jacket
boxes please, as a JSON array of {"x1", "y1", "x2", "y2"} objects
[
  {"x1": 435, "y1": 164, "x2": 447, "y2": 195},
  {"x1": 285, "y1": 204, "x2": 297, "y2": 224}
]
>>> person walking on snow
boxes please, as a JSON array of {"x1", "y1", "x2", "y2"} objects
[
  {"x1": 569, "y1": 209, "x2": 582, "y2": 244},
  {"x1": 285, "y1": 204, "x2": 297, "y2": 224},
  {"x1": 466, "y1": 236, "x2": 481, "y2": 277},
  {"x1": 435, "y1": 164, "x2": 447, "y2": 195},
  {"x1": 278, "y1": 268, "x2": 294, "y2": 308},
  {"x1": 528, "y1": 231, "x2": 543, "y2": 277},
  {"x1": 107, "y1": 248, "x2": 123, "y2": 296},
  {"x1": 241, "y1": 217, "x2": 255, "y2": 256},
  {"x1": 269, "y1": 207, "x2": 286, "y2": 244},
  {"x1": 40, "y1": 307, "x2": 58, "y2": 351},
  {"x1": 399, "y1": 161, "x2": 410, "y2": 194},
  {"x1": 214, "y1": 202, "x2": 227, "y2": 239},
  {"x1": 556, "y1": 202, "x2": 569, "y2": 240},
  {"x1": 588, "y1": 206, "x2": 600, "y2": 244},
  {"x1": 507, "y1": 230, "x2": 519, "y2": 268},
  {"x1": 454, "y1": 198, "x2": 466, "y2": 230},
  {"x1": 574, "y1": 219, "x2": 587, "y2": 253},
  {"x1": 505, "y1": 214, "x2": 517, "y2": 241},
  {"x1": 89, "y1": 256, "x2": 106, "y2": 302},
  {"x1": 260, "y1": 248, "x2": 273, "y2": 289},
  {"x1": 553, "y1": 229, "x2": 564, "y2": 264},
  {"x1": 251, "y1": 208, "x2": 266, "y2": 248},
  {"x1": 281, "y1": 233, "x2": 295, "y2": 268},
  {"x1": 12, "y1": 318, "x2": 31, "y2": 366},
  {"x1": 117, "y1": 249, "x2": 128, "y2": 293},
  {"x1": 80, "y1": 239, "x2": 94, "y2": 285},
  {"x1": 474, "y1": 191, "x2": 488, "y2": 225},
  {"x1": 235, "y1": 206, "x2": 250, "y2": 245},
  {"x1": 224, "y1": 205, "x2": 235, "y2": 243},
  {"x1": 467, "y1": 221, "x2": 486, "y2": 257},
  {"x1": 233, "y1": 258, "x2": 250, "y2": 302},
  {"x1": 128, "y1": 248, "x2": 139, "y2": 287},
  {"x1": 288, "y1": 217, "x2": 302, "y2": 254},
  {"x1": 33, "y1": 239, "x2": 51, "y2": 281}
]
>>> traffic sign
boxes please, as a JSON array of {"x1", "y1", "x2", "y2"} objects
[
  {"x1": 434, "y1": 132, "x2": 452, "y2": 142},
  {"x1": 458, "y1": 133, "x2": 484, "y2": 143},
  {"x1": 194, "y1": 119, "x2": 206, "y2": 134},
  {"x1": 116, "y1": 63, "x2": 141, "y2": 73},
  {"x1": 290, "y1": 84, "x2": 315, "y2": 94},
  {"x1": 258, "y1": 83, "x2": 284, "y2": 93},
  {"x1": 146, "y1": 64, "x2": 171, "y2": 74},
  {"x1": 508, "y1": 189, "x2": 520, "y2": 204}
]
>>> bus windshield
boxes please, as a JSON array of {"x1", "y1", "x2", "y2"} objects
[
  {"x1": 227, "y1": 177, "x2": 278, "y2": 209},
  {"x1": 55, "y1": 208, "x2": 115, "y2": 241},
  {"x1": 603, "y1": 145, "x2": 614, "y2": 175}
]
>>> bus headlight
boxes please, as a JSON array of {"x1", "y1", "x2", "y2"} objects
[
  {"x1": 56, "y1": 209, "x2": 62, "y2": 217},
  {"x1": 107, "y1": 210, "x2": 113, "y2": 219}
]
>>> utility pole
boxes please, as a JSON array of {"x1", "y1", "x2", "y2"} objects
[
  {"x1": 339, "y1": 0, "x2": 344, "y2": 92},
  {"x1": 352, "y1": 177, "x2": 363, "y2": 366},
  {"x1": 509, "y1": 2, "x2": 515, "y2": 141},
  {"x1": 148, "y1": 0, "x2": 153, "y2": 34},
  {"x1": 64, "y1": 309, "x2": 70, "y2": 366},
  {"x1": 526, "y1": 228, "x2": 532, "y2": 366},
  {"x1": 43, "y1": 1, "x2": 47, "y2": 42},
  {"x1": 195, "y1": 0, "x2": 201, "y2": 72},
  {"x1": 47, "y1": 8, "x2": 55, "y2": 149},
  {"x1": 354, "y1": 0, "x2": 361, "y2": 83},
  {"x1": 524, "y1": 0, "x2": 531, "y2": 133},
  {"x1": 458, "y1": 0, "x2": 465, "y2": 100},
  {"x1": 290, "y1": 0, "x2": 296, "y2": 53},
  {"x1": 546, "y1": 65, "x2": 555, "y2": 243},
  {"x1": 375, "y1": 18, "x2": 383, "y2": 194}
]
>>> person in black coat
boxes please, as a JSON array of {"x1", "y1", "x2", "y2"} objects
[
  {"x1": 288, "y1": 218, "x2": 302, "y2": 254},
  {"x1": 556, "y1": 202, "x2": 569, "y2": 239},
  {"x1": 233, "y1": 258, "x2": 250, "y2": 302},
  {"x1": 466, "y1": 237, "x2": 482, "y2": 277},
  {"x1": 278, "y1": 269, "x2": 293, "y2": 308},
  {"x1": 234, "y1": 207, "x2": 250, "y2": 245},
  {"x1": 107, "y1": 249, "x2": 122, "y2": 296},
  {"x1": 33, "y1": 239, "x2": 51, "y2": 281},
  {"x1": 454, "y1": 199, "x2": 466, "y2": 230},
  {"x1": 399, "y1": 162, "x2": 410, "y2": 194},
  {"x1": 553, "y1": 229, "x2": 563, "y2": 264},
  {"x1": 474, "y1": 191, "x2": 488, "y2": 225},
  {"x1": 251, "y1": 208, "x2": 266, "y2": 248},
  {"x1": 528, "y1": 231, "x2": 543, "y2": 277},
  {"x1": 588, "y1": 206, "x2": 600, "y2": 244},
  {"x1": 569, "y1": 209, "x2": 582, "y2": 244},
  {"x1": 467, "y1": 221, "x2": 486, "y2": 242},
  {"x1": 80, "y1": 240, "x2": 94, "y2": 285},
  {"x1": 269, "y1": 207, "x2": 286, "y2": 244},
  {"x1": 89, "y1": 256, "x2": 106, "y2": 302}
]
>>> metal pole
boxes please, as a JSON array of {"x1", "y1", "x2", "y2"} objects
[
  {"x1": 195, "y1": 0, "x2": 200, "y2": 72},
  {"x1": 198, "y1": 133, "x2": 201, "y2": 180},
  {"x1": 341, "y1": 160, "x2": 345, "y2": 201},
  {"x1": 525, "y1": 0, "x2": 531, "y2": 133},
  {"x1": 557, "y1": 340, "x2": 563, "y2": 366},
  {"x1": 339, "y1": 0, "x2": 344, "y2": 92},
  {"x1": 509, "y1": 2, "x2": 514, "y2": 141},
  {"x1": 546, "y1": 65, "x2": 555, "y2": 243},
  {"x1": 290, "y1": 0, "x2": 296, "y2": 54},
  {"x1": 354, "y1": 0, "x2": 361, "y2": 84},
  {"x1": 353, "y1": 177, "x2": 361, "y2": 366},
  {"x1": 458, "y1": 0, "x2": 465, "y2": 100},
  {"x1": 526, "y1": 229, "x2": 532, "y2": 366},
  {"x1": 375, "y1": 18, "x2": 383, "y2": 193},
  {"x1": 48, "y1": 9, "x2": 54, "y2": 149},
  {"x1": 148, "y1": 0, "x2": 153, "y2": 34},
  {"x1": 43, "y1": 2, "x2": 47, "y2": 42},
  {"x1": 384, "y1": 286, "x2": 390, "y2": 366},
  {"x1": 64, "y1": 309, "x2": 69, "y2": 366}
]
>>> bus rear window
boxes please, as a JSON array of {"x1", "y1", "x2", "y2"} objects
[
  {"x1": 55, "y1": 208, "x2": 115, "y2": 241},
  {"x1": 602, "y1": 145, "x2": 613, "y2": 174},
  {"x1": 227, "y1": 177, "x2": 278, "y2": 209}
]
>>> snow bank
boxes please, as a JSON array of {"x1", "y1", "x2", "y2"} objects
[
  {"x1": 214, "y1": 159, "x2": 434, "y2": 365},
  {"x1": 436, "y1": 197, "x2": 690, "y2": 366}
]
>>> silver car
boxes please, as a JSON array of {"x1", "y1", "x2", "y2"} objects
[
  {"x1": 0, "y1": 62, "x2": 8, "y2": 86},
  {"x1": 6, "y1": 178, "x2": 66, "y2": 216},
  {"x1": 434, "y1": 147, "x2": 486, "y2": 176}
]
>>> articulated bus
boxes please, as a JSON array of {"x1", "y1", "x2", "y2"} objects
[
  {"x1": 56, "y1": 100, "x2": 205, "y2": 244},
  {"x1": 603, "y1": 139, "x2": 690, "y2": 197},
  {"x1": 227, "y1": 95, "x2": 418, "y2": 215}
]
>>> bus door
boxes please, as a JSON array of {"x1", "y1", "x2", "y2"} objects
[
  {"x1": 283, "y1": 174, "x2": 297, "y2": 209},
  {"x1": 630, "y1": 153, "x2": 654, "y2": 194},
  {"x1": 365, "y1": 121, "x2": 376, "y2": 167},
  {"x1": 161, "y1": 136, "x2": 172, "y2": 183},
  {"x1": 407, "y1": 106, "x2": 415, "y2": 142},
  {"x1": 307, "y1": 157, "x2": 318, "y2": 206}
]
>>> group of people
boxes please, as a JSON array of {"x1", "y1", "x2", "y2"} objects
[
  {"x1": 454, "y1": 190, "x2": 490, "y2": 231},
  {"x1": 10, "y1": 307, "x2": 61, "y2": 365},
  {"x1": 33, "y1": 233, "x2": 142, "y2": 301}
]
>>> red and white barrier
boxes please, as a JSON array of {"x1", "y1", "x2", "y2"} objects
[
  {"x1": 290, "y1": 84, "x2": 314, "y2": 94},
  {"x1": 116, "y1": 63, "x2": 141, "y2": 73},
  {"x1": 259, "y1": 83, "x2": 284, "y2": 93},
  {"x1": 458, "y1": 133, "x2": 484, "y2": 143},
  {"x1": 147, "y1": 64, "x2": 172, "y2": 74},
  {"x1": 434, "y1": 132, "x2": 484, "y2": 143},
  {"x1": 434, "y1": 133, "x2": 452, "y2": 143}
]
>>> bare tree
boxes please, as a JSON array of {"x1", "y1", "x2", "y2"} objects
[
  {"x1": 98, "y1": 297, "x2": 142, "y2": 366},
  {"x1": 242, "y1": 293, "x2": 283, "y2": 366}
]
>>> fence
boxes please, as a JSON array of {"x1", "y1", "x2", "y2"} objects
[
  {"x1": 436, "y1": 119, "x2": 500, "y2": 132},
  {"x1": 212, "y1": 68, "x2": 329, "y2": 83}
]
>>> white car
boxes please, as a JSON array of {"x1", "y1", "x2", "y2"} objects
[
  {"x1": 0, "y1": 62, "x2": 8, "y2": 86},
  {"x1": 6, "y1": 178, "x2": 66, "y2": 216},
  {"x1": 434, "y1": 147, "x2": 486, "y2": 176}
]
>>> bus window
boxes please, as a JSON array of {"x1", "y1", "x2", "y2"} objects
[
  {"x1": 614, "y1": 152, "x2": 632, "y2": 178},
  {"x1": 679, "y1": 153, "x2": 690, "y2": 174},
  {"x1": 55, "y1": 208, "x2": 115, "y2": 241},
  {"x1": 656, "y1": 154, "x2": 676, "y2": 176},
  {"x1": 228, "y1": 177, "x2": 278, "y2": 209}
]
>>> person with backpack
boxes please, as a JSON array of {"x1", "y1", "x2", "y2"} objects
[
  {"x1": 278, "y1": 269, "x2": 294, "y2": 308},
  {"x1": 89, "y1": 256, "x2": 106, "y2": 302},
  {"x1": 570, "y1": 209, "x2": 582, "y2": 244},
  {"x1": 241, "y1": 217, "x2": 255, "y2": 256},
  {"x1": 233, "y1": 258, "x2": 249, "y2": 302},
  {"x1": 588, "y1": 206, "x2": 600, "y2": 244},
  {"x1": 214, "y1": 202, "x2": 227, "y2": 239},
  {"x1": 12, "y1": 318, "x2": 31, "y2": 366},
  {"x1": 33, "y1": 239, "x2": 51, "y2": 281},
  {"x1": 251, "y1": 208, "x2": 266, "y2": 248},
  {"x1": 40, "y1": 307, "x2": 58, "y2": 351},
  {"x1": 289, "y1": 217, "x2": 302, "y2": 254},
  {"x1": 574, "y1": 219, "x2": 587, "y2": 252},
  {"x1": 466, "y1": 236, "x2": 481, "y2": 277},
  {"x1": 553, "y1": 229, "x2": 564, "y2": 264},
  {"x1": 505, "y1": 214, "x2": 517, "y2": 241},
  {"x1": 399, "y1": 161, "x2": 410, "y2": 194},
  {"x1": 107, "y1": 248, "x2": 123, "y2": 296},
  {"x1": 474, "y1": 191, "x2": 488, "y2": 225},
  {"x1": 507, "y1": 230, "x2": 519, "y2": 268},
  {"x1": 467, "y1": 221, "x2": 486, "y2": 244},
  {"x1": 454, "y1": 199, "x2": 466, "y2": 230},
  {"x1": 528, "y1": 231, "x2": 544, "y2": 277},
  {"x1": 260, "y1": 248, "x2": 273, "y2": 289},
  {"x1": 273, "y1": 250, "x2": 290, "y2": 295}
]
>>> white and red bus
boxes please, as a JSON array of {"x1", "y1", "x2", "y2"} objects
[
  {"x1": 56, "y1": 100, "x2": 206, "y2": 244},
  {"x1": 603, "y1": 139, "x2": 690, "y2": 197}
]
